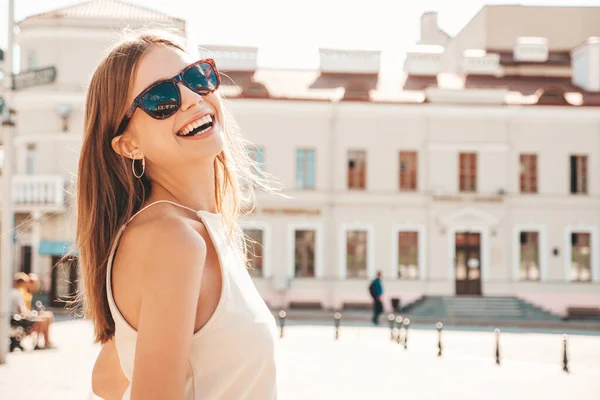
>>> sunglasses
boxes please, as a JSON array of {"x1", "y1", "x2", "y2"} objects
[{"x1": 116, "y1": 58, "x2": 221, "y2": 135}]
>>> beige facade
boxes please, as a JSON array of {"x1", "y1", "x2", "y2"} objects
[
  {"x1": 236, "y1": 101, "x2": 600, "y2": 315},
  {"x1": 1, "y1": 2, "x2": 599, "y2": 315}
]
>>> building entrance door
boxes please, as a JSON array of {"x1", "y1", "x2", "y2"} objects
[{"x1": 455, "y1": 232, "x2": 482, "y2": 296}]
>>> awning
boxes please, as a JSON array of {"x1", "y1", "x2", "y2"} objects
[{"x1": 38, "y1": 241, "x2": 78, "y2": 256}]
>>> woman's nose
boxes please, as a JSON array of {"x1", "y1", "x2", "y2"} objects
[{"x1": 178, "y1": 82, "x2": 203, "y2": 111}]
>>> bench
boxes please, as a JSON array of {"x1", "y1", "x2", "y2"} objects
[
  {"x1": 566, "y1": 307, "x2": 600, "y2": 320},
  {"x1": 343, "y1": 302, "x2": 372, "y2": 311},
  {"x1": 288, "y1": 301, "x2": 323, "y2": 310},
  {"x1": 9, "y1": 315, "x2": 36, "y2": 352}
]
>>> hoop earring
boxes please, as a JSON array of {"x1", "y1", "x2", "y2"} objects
[{"x1": 130, "y1": 150, "x2": 145, "y2": 179}]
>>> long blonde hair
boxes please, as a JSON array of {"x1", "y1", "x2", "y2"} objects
[{"x1": 76, "y1": 30, "x2": 272, "y2": 344}]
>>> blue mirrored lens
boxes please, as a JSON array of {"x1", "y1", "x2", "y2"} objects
[
  {"x1": 182, "y1": 62, "x2": 219, "y2": 95},
  {"x1": 140, "y1": 82, "x2": 180, "y2": 118}
]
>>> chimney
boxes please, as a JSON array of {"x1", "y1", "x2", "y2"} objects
[
  {"x1": 419, "y1": 12, "x2": 448, "y2": 47},
  {"x1": 571, "y1": 37, "x2": 600, "y2": 92}
]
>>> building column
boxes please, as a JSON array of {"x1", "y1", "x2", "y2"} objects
[{"x1": 30, "y1": 210, "x2": 42, "y2": 277}]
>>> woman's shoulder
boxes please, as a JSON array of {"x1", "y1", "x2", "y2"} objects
[{"x1": 116, "y1": 203, "x2": 209, "y2": 280}]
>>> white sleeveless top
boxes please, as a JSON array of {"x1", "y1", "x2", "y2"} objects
[{"x1": 105, "y1": 200, "x2": 278, "y2": 399}]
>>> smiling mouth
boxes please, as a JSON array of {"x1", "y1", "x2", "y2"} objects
[{"x1": 176, "y1": 114, "x2": 214, "y2": 137}]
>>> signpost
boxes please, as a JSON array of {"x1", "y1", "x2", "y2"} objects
[
  {"x1": 0, "y1": 0, "x2": 15, "y2": 365},
  {"x1": 11, "y1": 66, "x2": 57, "y2": 91}
]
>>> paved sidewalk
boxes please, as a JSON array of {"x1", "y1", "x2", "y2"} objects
[
  {"x1": 1, "y1": 319, "x2": 599, "y2": 399},
  {"x1": 0, "y1": 319, "x2": 99, "y2": 400},
  {"x1": 277, "y1": 325, "x2": 600, "y2": 400}
]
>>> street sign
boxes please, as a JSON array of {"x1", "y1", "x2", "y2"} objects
[{"x1": 11, "y1": 66, "x2": 57, "y2": 90}]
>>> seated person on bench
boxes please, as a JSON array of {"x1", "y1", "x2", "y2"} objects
[
  {"x1": 11, "y1": 274, "x2": 41, "y2": 344},
  {"x1": 11, "y1": 273, "x2": 52, "y2": 349}
]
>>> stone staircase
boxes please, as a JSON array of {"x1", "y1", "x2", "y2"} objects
[{"x1": 401, "y1": 296, "x2": 562, "y2": 324}]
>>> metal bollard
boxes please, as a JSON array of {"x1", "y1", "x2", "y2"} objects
[
  {"x1": 562, "y1": 334, "x2": 569, "y2": 373},
  {"x1": 494, "y1": 328, "x2": 501, "y2": 365},
  {"x1": 436, "y1": 322, "x2": 443, "y2": 357},
  {"x1": 334, "y1": 312, "x2": 342, "y2": 340},
  {"x1": 403, "y1": 318, "x2": 410, "y2": 350},
  {"x1": 388, "y1": 314, "x2": 396, "y2": 341},
  {"x1": 278, "y1": 310, "x2": 286, "y2": 339},
  {"x1": 396, "y1": 316, "x2": 403, "y2": 344}
]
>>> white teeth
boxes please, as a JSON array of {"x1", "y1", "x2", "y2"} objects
[{"x1": 177, "y1": 114, "x2": 214, "y2": 136}]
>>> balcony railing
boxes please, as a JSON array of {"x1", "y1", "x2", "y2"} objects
[{"x1": 0, "y1": 175, "x2": 67, "y2": 211}]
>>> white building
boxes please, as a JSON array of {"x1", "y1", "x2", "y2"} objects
[{"x1": 2, "y1": 1, "x2": 599, "y2": 316}]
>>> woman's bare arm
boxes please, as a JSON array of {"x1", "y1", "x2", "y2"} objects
[
  {"x1": 92, "y1": 338, "x2": 130, "y2": 399},
  {"x1": 128, "y1": 218, "x2": 206, "y2": 400}
]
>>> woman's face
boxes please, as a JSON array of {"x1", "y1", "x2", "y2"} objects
[{"x1": 118, "y1": 45, "x2": 224, "y2": 174}]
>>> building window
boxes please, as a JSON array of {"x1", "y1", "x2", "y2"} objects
[
  {"x1": 296, "y1": 149, "x2": 315, "y2": 189},
  {"x1": 25, "y1": 143, "x2": 37, "y2": 175},
  {"x1": 570, "y1": 155, "x2": 588, "y2": 195},
  {"x1": 348, "y1": 150, "x2": 366, "y2": 190},
  {"x1": 398, "y1": 231, "x2": 419, "y2": 279},
  {"x1": 346, "y1": 230, "x2": 368, "y2": 278},
  {"x1": 520, "y1": 154, "x2": 537, "y2": 193},
  {"x1": 399, "y1": 151, "x2": 418, "y2": 191},
  {"x1": 571, "y1": 232, "x2": 591, "y2": 282},
  {"x1": 243, "y1": 229, "x2": 264, "y2": 277},
  {"x1": 27, "y1": 52, "x2": 37, "y2": 69},
  {"x1": 248, "y1": 146, "x2": 264, "y2": 171},
  {"x1": 519, "y1": 232, "x2": 540, "y2": 281},
  {"x1": 459, "y1": 152, "x2": 477, "y2": 192},
  {"x1": 294, "y1": 230, "x2": 315, "y2": 277}
]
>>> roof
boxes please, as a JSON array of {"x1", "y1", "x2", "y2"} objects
[
  {"x1": 21, "y1": 0, "x2": 184, "y2": 24},
  {"x1": 219, "y1": 69, "x2": 424, "y2": 104},
  {"x1": 216, "y1": 65, "x2": 600, "y2": 106},
  {"x1": 464, "y1": 75, "x2": 600, "y2": 106},
  {"x1": 453, "y1": 5, "x2": 600, "y2": 52}
]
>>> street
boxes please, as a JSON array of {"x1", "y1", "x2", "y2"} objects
[{"x1": 1, "y1": 318, "x2": 599, "y2": 399}]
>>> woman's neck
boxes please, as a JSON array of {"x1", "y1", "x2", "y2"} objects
[{"x1": 147, "y1": 163, "x2": 219, "y2": 213}]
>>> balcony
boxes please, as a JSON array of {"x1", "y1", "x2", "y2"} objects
[
  {"x1": 319, "y1": 48, "x2": 381, "y2": 74},
  {"x1": 404, "y1": 45, "x2": 443, "y2": 76},
  {"x1": 462, "y1": 50, "x2": 501, "y2": 75},
  {"x1": 0, "y1": 175, "x2": 67, "y2": 213}
]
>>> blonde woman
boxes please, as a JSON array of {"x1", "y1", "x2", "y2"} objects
[{"x1": 77, "y1": 31, "x2": 277, "y2": 399}]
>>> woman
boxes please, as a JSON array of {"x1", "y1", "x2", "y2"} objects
[{"x1": 77, "y1": 30, "x2": 277, "y2": 399}]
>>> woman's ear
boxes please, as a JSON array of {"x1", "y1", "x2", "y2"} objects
[{"x1": 111, "y1": 134, "x2": 139, "y2": 159}]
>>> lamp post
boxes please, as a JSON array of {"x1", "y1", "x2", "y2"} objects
[
  {"x1": 388, "y1": 313, "x2": 395, "y2": 341},
  {"x1": 395, "y1": 315, "x2": 403, "y2": 344},
  {"x1": 278, "y1": 310, "x2": 286, "y2": 339},
  {"x1": 334, "y1": 312, "x2": 341, "y2": 340},
  {"x1": 495, "y1": 328, "x2": 501, "y2": 365},
  {"x1": 56, "y1": 104, "x2": 72, "y2": 133},
  {"x1": 562, "y1": 334, "x2": 569, "y2": 373},
  {"x1": 0, "y1": 0, "x2": 15, "y2": 365},
  {"x1": 403, "y1": 318, "x2": 410, "y2": 350},
  {"x1": 436, "y1": 322, "x2": 443, "y2": 357}
]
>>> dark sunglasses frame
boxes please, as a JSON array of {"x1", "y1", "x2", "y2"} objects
[{"x1": 115, "y1": 58, "x2": 220, "y2": 135}]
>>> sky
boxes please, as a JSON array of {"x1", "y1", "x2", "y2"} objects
[{"x1": 1, "y1": 0, "x2": 600, "y2": 71}]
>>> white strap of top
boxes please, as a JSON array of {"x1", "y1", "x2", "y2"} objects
[{"x1": 125, "y1": 200, "x2": 198, "y2": 225}]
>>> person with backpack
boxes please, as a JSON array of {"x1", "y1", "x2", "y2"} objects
[{"x1": 369, "y1": 271, "x2": 384, "y2": 325}]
